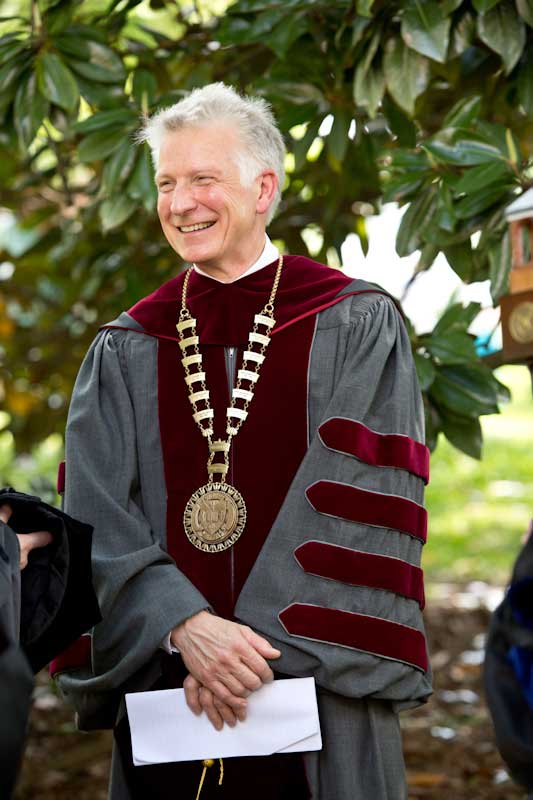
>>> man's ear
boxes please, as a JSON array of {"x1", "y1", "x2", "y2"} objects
[{"x1": 256, "y1": 170, "x2": 278, "y2": 215}]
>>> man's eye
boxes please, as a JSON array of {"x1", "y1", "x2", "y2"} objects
[
  {"x1": 196, "y1": 176, "x2": 213, "y2": 183},
  {"x1": 158, "y1": 182, "x2": 172, "y2": 191}
]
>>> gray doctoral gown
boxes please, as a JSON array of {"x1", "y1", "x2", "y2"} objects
[{"x1": 56, "y1": 280, "x2": 432, "y2": 800}]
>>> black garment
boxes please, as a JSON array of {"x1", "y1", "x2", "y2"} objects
[
  {"x1": 0, "y1": 487, "x2": 101, "y2": 799},
  {"x1": 114, "y1": 654, "x2": 311, "y2": 800},
  {"x1": 484, "y1": 530, "x2": 533, "y2": 794},
  {"x1": 0, "y1": 487, "x2": 101, "y2": 672}
]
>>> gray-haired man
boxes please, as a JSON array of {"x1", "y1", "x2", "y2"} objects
[{"x1": 55, "y1": 83, "x2": 431, "y2": 799}]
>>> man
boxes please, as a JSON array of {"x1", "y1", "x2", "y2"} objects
[{"x1": 55, "y1": 83, "x2": 432, "y2": 799}]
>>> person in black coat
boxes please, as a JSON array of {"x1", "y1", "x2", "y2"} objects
[{"x1": 0, "y1": 488, "x2": 100, "y2": 799}]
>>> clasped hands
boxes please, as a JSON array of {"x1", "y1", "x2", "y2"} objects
[
  {"x1": 0, "y1": 503, "x2": 53, "y2": 569},
  {"x1": 171, "y1": 610, "x2": 281, "y2": 731}
]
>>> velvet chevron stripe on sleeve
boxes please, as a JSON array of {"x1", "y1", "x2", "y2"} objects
[
  {"x1": 305, "y1": 480, "x2": 427, "y2": 543},
  {"x1": 279, "y1": 603, "x2": 428, "y2": 673},
  {"x1": 318, "y1": 417, "x2": 430, "y2": 483},
  {"x1": 294, "y1": 540, "x2": 425, "y2": 608}
]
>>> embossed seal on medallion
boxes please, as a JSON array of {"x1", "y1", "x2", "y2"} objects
[
  {"x1": 509, "y1": 301, "x2": 533, "y2": 344},
  {"x1": 183, "y1": 482, "x2": 247, "y2": 553}
]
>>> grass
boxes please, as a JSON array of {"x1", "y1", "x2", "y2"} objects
[{"x1": 424, "y1": 365, "x2": 533, "y2": 585}]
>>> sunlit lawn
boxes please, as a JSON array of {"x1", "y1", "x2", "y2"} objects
[{"x1": 424, "y1": 365, "x2": 533, "y2": 585}]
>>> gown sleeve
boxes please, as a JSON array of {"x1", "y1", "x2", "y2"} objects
[
  {"x1": 55, "y1": 328, "x2": 210, "y2": 729},
  {"x1": 235, "y1": 292, "x2": 432, "y2": 711}
]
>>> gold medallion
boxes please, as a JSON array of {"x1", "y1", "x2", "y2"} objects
[{"x1": 183, "y1": 482, "x2": 247, "y2": 553}]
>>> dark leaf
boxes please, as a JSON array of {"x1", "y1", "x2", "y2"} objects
[
  {"x1": 488, "y1": 228, "x2": 511, "y2": 302},
  {"x1": 327, "y1": 111, "x2": 351, "y2": 167},
  {"x1": 14, "y1": 72, "x2": 49, "y2": 149},
  {"x1": 101, "y1": 138, "x2": 138, "y2": 194},
  {"x1": 453, "y1": 160, "x2": 513, "y2": 194},
  {"x1": 433, "y1": 302, "x2": 481, "y2": 335},
  {"x1": 74, "y1": 108, "x2": 137, "y2": 134},
  {"x1": 401, "y1": 0, "x2": 451, "y2": 63},
  {"x1": 454, "y1": 183, "x2": 511, "y2": 218},
  {"x1": 396, "y1": 185, "x2": 437, "y2": 256},
  {"x1": 423, "y1": 138, "x2": 504, "y2": 165},
  {"x1": 382, "y1": 94, "x2": 417, "y2": 147},
  {"x1": 442, "y1": 95, "x2": 482, "y2": 128},
  {"x1": 515, "y1": 0, "x2": 533, "y2": 25},
  {"x1": 443, "y1": 242, "x2": 474, "y2": 280},
  {"x1": 353, "y1": 62, "x2": 385, "y2": 118},
  {"x1": 126, "y1": 144, "x2": 156, "y2": 211},
  {"x1": 414, "y1": 352, "x2": 436, "y2": 390},
  {"x1": 441, "y1": 412, "x2": 482, "y2": 459},
  {"x1": 472, "y1": 0, "x2": 503, "y2": 9},
  {"x1": 66, "y1": 41, "x2": 126, "y2": 84},
  {"x1": 477, "y1": 1, "x2": 526, "y2": 74},
  {"x1": 99, "y1": 195, "x2": 137, "y2": 232},
  {"x1": 77, "y1": 128, "x2": 126, "y2": 162},
  {"x1": 35, "y1": 51, "x2": 79, "y2": 112},
  {"x1": 383, "y1": 36, "x2": 429, "y2": 114},
  {"x1": 132, "y1": 68, "x2": 158, "y2": 110},
  {"x1": 423, "y1": 330, "x2": 478, "y2": 363},
  {"x1": 517, "y1": 49, "x2": 533, "y2": 115},
  {"x1": 430, "y1": 364, "x2": 501, "y2": 417}
]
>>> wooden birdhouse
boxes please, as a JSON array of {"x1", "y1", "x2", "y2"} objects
[{"x1": 500, "y1": 189, "x2": 533, "y2": 362}]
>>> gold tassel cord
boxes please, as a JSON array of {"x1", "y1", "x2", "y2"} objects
[{"x1": 195, "y1": 758, "x2": 224, "y2": 800}]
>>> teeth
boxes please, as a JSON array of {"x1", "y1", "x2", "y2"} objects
[{"x1": 179, "y1": 222, "x2": 215, "y2": 232}]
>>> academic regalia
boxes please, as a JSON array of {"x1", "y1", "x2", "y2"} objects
[
  {"x1": 0, "y1": 489, "x2": 100, "y2": 798},
  {"x1": 53, "y1": 256, "x2": 432, "y2": 799}
]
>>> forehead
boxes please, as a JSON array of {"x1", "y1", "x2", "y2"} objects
[{"x1": 156, "y1": 123, "x2": 241, "y2": 175}]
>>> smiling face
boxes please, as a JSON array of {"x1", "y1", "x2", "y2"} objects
[{"x1": 155, "y1": 123, "x2": 277, "y2": 280}]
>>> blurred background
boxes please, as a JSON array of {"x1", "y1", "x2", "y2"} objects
[{"x1": 2, "y1": 0, "x2": 533, "y2": 797}]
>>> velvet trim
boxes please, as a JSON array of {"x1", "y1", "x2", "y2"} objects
[
  {"x1": 305, "y1": 480, "x2": 427, "y2": 544},
  {"x1": 57, "y1": 460, "x2": 65, "y2": 495},
  {"x1": 157, "y1": 314, "x2": 316, "y2": 619},
  {"x1": 318, "y1": 417, "x2": 430, "y2": 484},
  {"x1": 279, "y1": 603, "x2": 428, "y2": 673},
  {"x1": 294, "y1": 540, "x2": 425, "y2": 609},
  {"x1": 49, "y1": 633, "x2": 91, "y2": 677},
  {"x1": 126, "y1": 256, "x2": 355, "y2": 345}
]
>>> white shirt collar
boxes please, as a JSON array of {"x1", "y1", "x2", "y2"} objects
[{"x1": 193, "y1": 235, "x2": 279, "y2": 283}]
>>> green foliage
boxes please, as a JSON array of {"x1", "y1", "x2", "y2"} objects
[{"x1": 1, "y1": 0, "x2": 532, "y2": 458}]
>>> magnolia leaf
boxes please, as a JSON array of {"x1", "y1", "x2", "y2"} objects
[
  {"x1": 414, "y1": 352, "x2": 436, "y2": 390},
  {"x1": 78, "y1": 128, "x2": 126, "y2": 162},
  {"x1": 101, "y1": 138, "x2": 138, "y2": 195},
  {"x1": 75, "y1": 109, "x2": 137, "y2": 134},
  {"x1": 433, "y1": 302, "x2": 481, "y2": 335},
  {"x1": 441, "y1": 412, "x2": 482, "y2": 459},
  {"x1": 430, "y1": 365, "x2": 500, "y2": 417},
  {"x1": 327, "y1": 111, "x2": 351, "y2": 167},
  {"x1": 127, "y1": 145, "x2": 156, "y2": 211},
  {"x1": 356, "y1": 0, "x2": 375, "y2": 16},
  {"x1": 381, "y1": 94, "x2": 416, "y2": 146},
  {"x1": 488, "y1": 228, "x2": 511, "y2": 302},
  {"x1": 100, "y1": 195, "x2": 137, "y2": 232},
  {"x1": 423, "y1": 139, "x2": 503, "y2": 165},
  {"x1": 424, "y1": 330, "x2": 478, "y2": 363},
  {"x1": 453, "y1": 160, "x2": 512, "y2": 193},
  {"x1": 383, "y1": 37, "x2": 429, "y2": 114},
  {"x1": 132, "y1": 68, "x2": 158, "y2": 110},
  {"x1": 14, "y1": 72, "x2": 49, "y2": 149},
  {"x1": 396, "y1": 186, "x2": 437, "y2": 256},
  {"x1": 353, "y1": 62, "x2": 385, "y2": 118},
  {"x1": 442, "y1": 95, "x2": 482, "y2": 128},
  {"x1": 401, "y1": 0, "x2": 451, "y2": 63},
  {"x1": 454, "y1": 183, "x2": 511, "y2": 218},
  {"x1": 516, "y1": 0, "x2": 533, "y2": 25},
  {"x1": 443, "y1": 242, "x2": 474, "y2": 280},
  {"x1": 518, "y1": 49, "x2": 533, "y2": 115},
  {"x1": 36, "y1": 51, "x2": 79, "y2": 112},
  {"x1": 477, "y1": 1, "x2": 526, "y2": 74},
  {"x1": 66, "y1": 41, "x2": 126, "y2": 84}
]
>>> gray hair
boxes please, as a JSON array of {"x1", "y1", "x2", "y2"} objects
[{"x1": 138, "y1": 82, "x2": 286, "y2": 224}]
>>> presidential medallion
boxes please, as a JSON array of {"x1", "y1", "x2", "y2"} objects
[
  {"x1": 183, "y1": 482, "x2": 247, "y2": 553},
  {"x1": 509, "y1": 301, "x2": 533, "y2": 344}
]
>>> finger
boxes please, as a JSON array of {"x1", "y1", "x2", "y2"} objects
[
  {"x1": 212, "y1": 696, "x2": 237, "y2": 727},
  {"x1": 242, "y1": 627, "x2": 281, "y2": 660},
  {"x1": 183, "y1": 674, "x2": 202, "y2": 715},
  {"x1": 231, "y1": 662, "x2": 265, "y2": 692},
  {"x1": 199, "y1": 687, "x2": 224, "y2": 731},
  {"x1": 239, "y1": 648, "x2": 275, "y2": 684},
  {"x1": 24, "y1": 530, "x2": 54, "y2": 552},
  {"x1": 0, "y1": 504, "x2": 12, "y2": 524},
  {"x1": 209, "y1": 680, "x2": 247, "y2": 720}
]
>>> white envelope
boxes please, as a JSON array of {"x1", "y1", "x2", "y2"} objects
[{"x1": 125, "y1": 677, "x2": 322, "y2": 766}]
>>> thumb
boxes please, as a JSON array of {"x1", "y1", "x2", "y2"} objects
[
  {"x1": 242, "y1": 627, "x2": 281, "y2": 659},
  {"x1": 0, "y1": 503, "x2": 12, "y2": 524}
]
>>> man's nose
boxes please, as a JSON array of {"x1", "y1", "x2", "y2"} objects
[{"x1": 169, "y1": 185, "x2": 197, "y2": 216}]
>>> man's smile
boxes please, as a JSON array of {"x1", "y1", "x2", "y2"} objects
[{"x1": 176, "y1": 221, "x2": 217, "y2": 233}]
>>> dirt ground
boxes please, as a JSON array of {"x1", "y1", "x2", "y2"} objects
[{"x1": 13, "y1": 586, "x2": 529, "y2": 800}]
